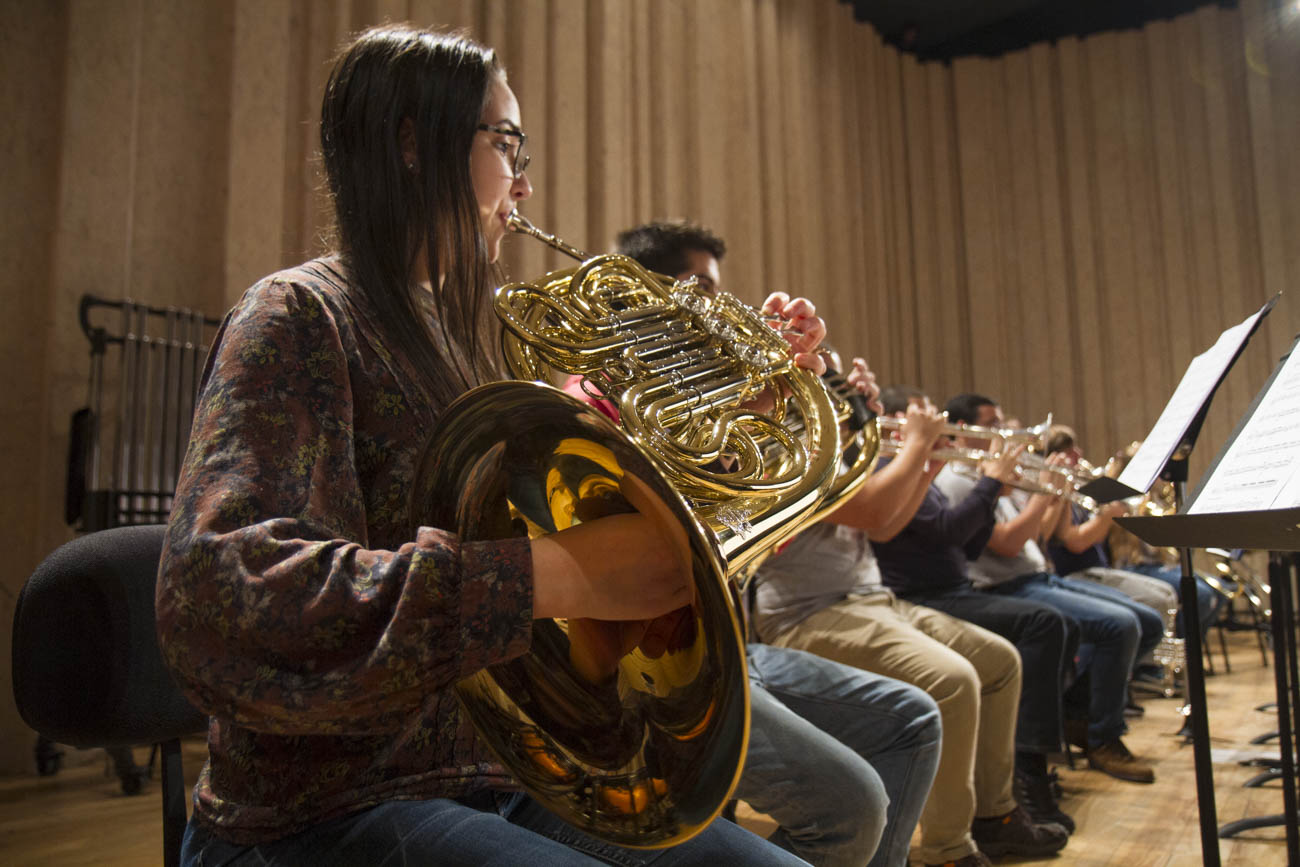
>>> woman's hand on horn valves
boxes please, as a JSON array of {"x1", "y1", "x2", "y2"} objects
[{"x1": 762, "y1": 292, "x2": 827, "y2": 374}]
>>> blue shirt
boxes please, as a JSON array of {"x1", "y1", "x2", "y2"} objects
[{"x1": 872, "y1": 462, "x2": 1003, "y2": 597}]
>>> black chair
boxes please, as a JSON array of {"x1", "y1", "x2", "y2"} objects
[{"x1": 12, "y1": 524, "x2": 208, "y2": 867}]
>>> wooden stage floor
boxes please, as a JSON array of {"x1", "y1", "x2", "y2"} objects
[{"x1": 0, "y1": 628, "x2": 1289, "y2": 865}]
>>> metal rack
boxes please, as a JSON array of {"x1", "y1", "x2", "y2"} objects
[{"x1": 67, "y1": 294, "x2": 220, "y2": 532}]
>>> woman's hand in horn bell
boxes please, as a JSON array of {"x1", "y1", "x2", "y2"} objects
[{"x1": 531, "y1": 471, "x2": 694, "y2": 623}]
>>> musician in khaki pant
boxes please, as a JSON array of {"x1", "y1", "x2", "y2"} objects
[{"x1": 755, "y1": 521, "x2": 1064, "y2": 867}]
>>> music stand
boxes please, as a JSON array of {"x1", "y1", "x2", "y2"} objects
[{"x1": 1120, "y1": 330, "x2": 1300, "y2": 866}]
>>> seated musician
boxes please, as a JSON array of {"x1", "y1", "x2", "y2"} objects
[
  {"x1": 612, "y1": 220, "x2": 943, "y2": 867},
  {"x1": 858, "y1": 386, "x2": 1076, "y2": 835},
  {"x1": 929, "y1": 394, "x2": 1161, "y2": 784},
  {"x1": 156, "y1": 26, "x2": 815, "y2": 867},
  {"x1": 1038, "y1": 425, "x2": 1180, "y2": 624},
  {"x1": 746, "y1": 375, "x2": 1070, "y2": 866},
  {"x1": 1094, "y1": 440, "x2": 1228, "y2": 641}
]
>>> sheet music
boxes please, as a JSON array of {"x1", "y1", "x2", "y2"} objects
[
  {"x1": 1117, "y1": 301, "x2": 1274, "y2": 495},
  {"x1": 1188, "y1": 343, "x2": 1300, "y2": 514}
]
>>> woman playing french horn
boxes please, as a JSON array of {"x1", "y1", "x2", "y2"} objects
[{"x1": 155, "y1": 25, "x2": 820, "y2": 867}]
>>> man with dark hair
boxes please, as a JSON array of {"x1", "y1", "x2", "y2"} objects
[
  {"x1": 943, "y1": 393, "x2": 996, "y2": 428},
  {"x1": 867, "y1": 389, "x2": 1077, "y2": 832},
  {"x1": 935, "y1": 395, "x2": 1161, "y2": 785},
  {"x1": 613, "y1": 223, "x2": 1071, "y2": 866},
  {"x1": 595, "y1": 221, "x2": 945, "y2": 867},
  {"x1": 615, "y1": 221, "x2": 726, "y2": 290},
  {"x1": 878, "y1": 385, "x2": 927, "y2": 416}
]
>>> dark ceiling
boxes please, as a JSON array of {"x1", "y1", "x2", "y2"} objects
[{"x1": 839, "y1": 0, "x2": 1236, "y2": 60}]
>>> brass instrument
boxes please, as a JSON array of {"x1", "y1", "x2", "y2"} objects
[
  {"x1": 787, "y1": 364, "x2": 882, "y2": 523},
  {"x1": 409, "y1": 210, "x2": 870, "y2": 847},
  {"x1": 877, "y1": 414, "x2": 1067, "y2": 494}
]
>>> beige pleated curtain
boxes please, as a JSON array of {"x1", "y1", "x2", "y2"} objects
[{"x1": 2, "y1": 0, "x2": 1298, "y2": 770}]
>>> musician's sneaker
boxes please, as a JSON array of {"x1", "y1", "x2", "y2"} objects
[
  {"x1": 1088, "y1": 738, "x2": 1156, "y2": 783},
  {"x1": 971, "y1": 805, "x2": 1069, "y2": 858},
  {"x1": 925, "y1": 853, "x2": 992, "y2": 867}
]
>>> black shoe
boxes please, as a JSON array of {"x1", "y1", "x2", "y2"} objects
[
  {"x1": 1015, "y1": 767, "x2": 1076, "y2": 834},
  {"x1": 925, "y1": 854, "x2": 993, "y2": 867},
  {"x1": 971, "y1": 805, "x2": 1069, "y2": 857},
  {"x1": 1046, "y1": 768, "x2": 1064, "y2": 801}
]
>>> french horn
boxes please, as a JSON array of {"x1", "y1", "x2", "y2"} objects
[{"x1": 409, "y1": 211, "x2": 877, "y2": 847}]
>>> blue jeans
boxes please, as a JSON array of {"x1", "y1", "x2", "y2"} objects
[
  {"x1": 742, "y1": 644, "x2": 942, "y2": 867},
  {"x1": 989, "y1": 573, "x2": 1157, "y2": 746},
  {"x1": 181, "y1": 789, "x2": 809, "y2": 866},
  {"x1": 1052, "y1": 574, "x2": 1163, "y2": 666},
  {"x1": 1126, "y1": 563, "x2": 1224, "y2": 638}
]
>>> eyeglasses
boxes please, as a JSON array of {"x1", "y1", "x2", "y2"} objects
[{"x1": 477, "y1": 123, "x2": 530, "y2": 179}]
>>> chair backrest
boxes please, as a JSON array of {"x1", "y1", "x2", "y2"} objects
[
  {"x1": 13, "y1": 524, "x2": 207, "y2": 745},
  {"x1": 12, "y1": 524, "x2": 208, "y2": 867}
]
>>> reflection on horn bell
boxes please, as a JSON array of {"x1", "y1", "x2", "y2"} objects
[{"x1": 408, "y1": 210, "x2": 876, "y2": 848}]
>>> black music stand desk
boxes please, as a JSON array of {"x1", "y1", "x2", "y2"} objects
[{"x1": 1118, "y1": 509, "x2": 1300, "y2": 864}]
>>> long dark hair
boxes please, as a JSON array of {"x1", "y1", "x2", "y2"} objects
[{"x1": 321, "y1": 25, "x2": 503, "y2": 410}]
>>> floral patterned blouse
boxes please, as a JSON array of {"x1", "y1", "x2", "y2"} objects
[{"x1": 156, "y1": 257, "x2": 534, "y2": 844}]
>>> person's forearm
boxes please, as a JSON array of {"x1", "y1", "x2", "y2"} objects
[
  {"x1": 832, "y1": 437, "x2": 931, "y2": 530},
  {"x1": 1055, "y1": 512, "x2": 1113, "y2": 553},
  {"x1": 986, "y1": 494, "x2": 1053, "y2": 555},
  {"x1": 866, "y1": 471, "x2": 933, "y2": 542}
]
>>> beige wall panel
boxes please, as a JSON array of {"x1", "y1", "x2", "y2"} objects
[
  {"x1": 810, "y1": 0, "x2": 860, "y2": 319},
  {"x1": 374, "y1": 0, "x2": 411, "y2": 25},
  {"x1": 716, "y1": 0, "x2": 764, "y2": 304},
  {"x1": 0, "y1": 0, "x2": 69, "y2": 777},
  {"x1": 1144, "y1": 18, "x2": 1197, "y2": 401},
  {"x1": 835, "y1": 31, "x2": 872, "y2": 357},
  {"x1": 127, "y1": 0, "x2": 233, "y2": 310},
  {"x1": 1115, "y1": 31, "x2": 1168, "y2": 444},
  {"x1": 1082, "y1": 33, "x2": 1136, "y2": 452},
  {"x1": 1168, "y1": 12, "x2": 1218, "y2": 381},
  {"x1": 953, "y1": 57, "x2": 1010, "y2": 401},
  {"x1": 1189, "y1": 7, "x2": 1248, "y2": 468},
  {"x1": 494, "y1": 0, "x2": 548, "y2": 279},
  {"x1": 626, "y1": 0, "x2": 655, "y2": 231},
  {"x1": 880, "y1": 49, "x2": 916, "y2": 385},
  {"x1": 42, "y1": 0, "x2": 145, "y2": 573},
  {"x1": 544, "y1": 0, "x2": 588, "y2": 263},
  {"x1": 1240, "y1": 0, "x2": 1285, "y2": 342},
  {"x1": 773, "y1": 0, "x2": 820, "y2": 300},
  {"x1": 1027, "y1": 44, "x2": 1080, "y2": 430},
  {"x1": 410, "y1": 0, "x2": 479, "y2": 32},
  {"x1": 646, "y1": 0, "x2": 695, "y2": 227},
  {"x1": 1118, "y1": 32, "x2": 1171, "y2": 423},
  {"x1": 290, "y1": 0, "x2": 352, "y2": 285},
  {"x1": 755, "y1": 0, "x2": 790, "y2": 293},
  {"x1": 900, "y1": 54, "x2": 935, "y2": 391},
  {"x1": 1206, "y1": 5, "x2": 1270, "y2": 427},
  {"x1": 924, "y1": 61, "x2": 969, "y2": 402},
  {"x1": 226, "y1": 0, "x2": 294, "y2": 301},
  {"x1": 859, "y1": 43, "x2": 900, "y2": 385},
  {"x1": 1001, "y1": 48, "x2": 1050, "y2": 420},
  {"x1": 1054, "y1": 38, "x2": 1111, "y2": 456},
  {"x1": 588, "y1": 0, "x2": 637, "y2": 254}
]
